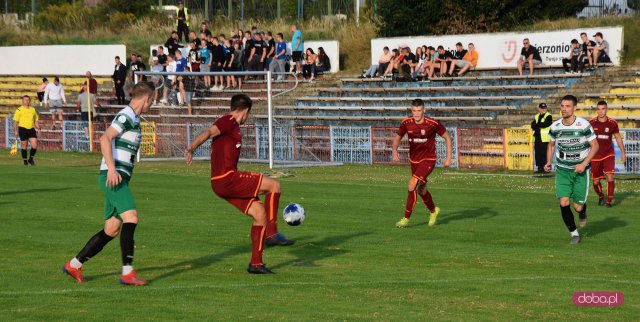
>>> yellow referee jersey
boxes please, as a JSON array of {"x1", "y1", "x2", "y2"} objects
[{"x1": 13, "y1": 106, "x2": 39, "y2": 129}]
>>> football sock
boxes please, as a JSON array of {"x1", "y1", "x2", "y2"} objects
[
  {"x1": 571, "y1": 229, "x2": 580, "y2": 237},
  {"x1": 404, "y1": 190, "x2": 417, "y2": 219},
  {"x1": 419, "y1": 188, "x2": 436, "y2": 213},
  {"x1": 607, "y1": 181, "x2": 615, "y2": 203},
  {"x1": 250, "y1": 225, "x2": 266, "y2": 266},
  {"x1": 70, "y1": 257, "x2": 83, "y2": 269},
  {"x1": 265, "y1": 192, "x2": 281, "y2": 238},
  {"x1": 21, "y1": 149, "x2": 27, "y2": 160},
  {"x1": 75, "y1": 230, "x2": 114, "y2": 263},
  {"x1": 120, "y1": 223, "x2": 137, "y2": 266},
  {"x1": 560, "y1": 205, "x2": 577, "y2": 232},
  {"x1": 29, "y1": 148, "x2": 37, "y2": 158},
  {"x1": 122, "y1": 265, "x2": 133, "y2": 275},
  {"x1": 594, "y1": 181, "x2": 603, "y2": 199}
]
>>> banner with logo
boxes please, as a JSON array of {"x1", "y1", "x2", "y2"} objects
[{"x1": 370, "y1": 26, "x2": 623, "y2": 68}]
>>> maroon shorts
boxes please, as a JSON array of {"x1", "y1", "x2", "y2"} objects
[
  {"x1": 211, "y1": 171, "x2": 263, "y2": 214},
  {"x1": 191, "y1": 63, "x2": 200, "y2": 72},
  {"x1": 410, "y1": 159, "x2": 436, "y2": 183},
  {"x1": 591, "y1": 155, "x2": 615, "y2": 180}
]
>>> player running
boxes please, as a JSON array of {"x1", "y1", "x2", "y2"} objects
[
  {"x1": 544, "y1": 95, "x2": 599, "y2": 244},
  {"x1": 589, "y1": 100, "x2": 626, "y2": 208},
  {"x1": 393, "y1": 99, "x2": 452, "y2": 228},
  {"x1": 63, "y1": 82, "x2": 155, "y2": 285},
  {"x1": 184, "y1": 94, "x2": 293, "y2": 274}
]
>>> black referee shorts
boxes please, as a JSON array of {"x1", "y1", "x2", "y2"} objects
[{"x1": 18, "y1": 127, "x2": 37, "y2": 141}]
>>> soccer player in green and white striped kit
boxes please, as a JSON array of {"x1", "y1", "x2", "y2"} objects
[{"x1": 544, "y1": 95, "x2": 599, "y2": 244}]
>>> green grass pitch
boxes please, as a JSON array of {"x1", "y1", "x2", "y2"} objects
[{"x1": 0, "y1": 151, "x2": 639, "y2": 320}]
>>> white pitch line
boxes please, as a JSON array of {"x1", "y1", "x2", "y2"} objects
[
  {"x1": 444, "y1": 172, "x2": 550, "y2": 178},
  {"x1": 1, "y1": 276, "x2": 637, "y2": 297}
]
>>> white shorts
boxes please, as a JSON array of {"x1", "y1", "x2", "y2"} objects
[{"x1": 49, "y1": 99, "x2": 64, "y2": 112}]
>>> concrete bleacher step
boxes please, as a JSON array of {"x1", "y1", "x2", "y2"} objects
[
  {"x1": 341, "y1": 73, "x2": 589, "y2": 84},
  {"x1": 610, "y1": 83, "x2": 640, "y2": 88},
  {"x1": 578, "y1": 104, "x2": 640, "y2": 109},
  {"x1": 318, "y1": 84, "x2": 565, "y2": 93},
  {"x1": 297, "y1": 95, "x2": 539, "y2": 102},
  {"x1": 266, "y1": 115, "x2": 494, "y2": 122},
  {"x1": 585, "y1": 93, "x2": 640, "y2": 98},
  {"x1": 276, "y1": 105, "x2": 516, "y2": 112}
]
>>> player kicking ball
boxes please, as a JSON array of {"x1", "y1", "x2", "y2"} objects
[
  {"x1": 63, "y1": 82, "x2": 155, "y2": 285},
  {"x1": 184, "y1": 94, "x2": 293, "y2": 274},
  {"x1": 392, "y1": 99, "x2": 452, "y2": 228},
  {"x1": 589, "y1": 100, "x2": 626, "y2": 208},
  {"x1": 544, "y1": 95, "x2": 599, "y2": 244}
]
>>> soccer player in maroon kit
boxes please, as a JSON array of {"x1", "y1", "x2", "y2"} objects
[
  {"x1": 393, "y1": 99, "x2": 452, "y2": 228},
  {"x1": 184, "y1": 94, "x2": 293, "y2": 274},
  {"x1": 589, "y1": 100, "x2": 626, "y2": 209}
]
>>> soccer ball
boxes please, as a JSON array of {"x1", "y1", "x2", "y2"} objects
[{"x1": 283, "y1": 203, "x2": 305, "y2": 226}]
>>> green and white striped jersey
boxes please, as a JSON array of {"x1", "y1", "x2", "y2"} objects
[
  {"x1": 100, "y1": 106, "x2": 141, "y2": 179},
  {"x1": 548, "y1": 116, "x2": 596, "y2": 170}
]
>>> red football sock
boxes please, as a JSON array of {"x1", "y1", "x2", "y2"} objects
[
  {"x1": 404, "y1": 190, "x2": 417, "y2": 219},
  {"x1": 250, "y1": 225, "x2": 266, "y2": 266},
  {"x1": 594, "y1": 181, "x2": 604, "y2": 199},
  {"x1": 607, "y1": 181, "x2": 615, "y2": 203},
  {"x1": 420, "y1": 188, "x2": 436, "y2": 213},
  {"x1": 265, "y1": 192, "x2": 281, "y2": 238}
]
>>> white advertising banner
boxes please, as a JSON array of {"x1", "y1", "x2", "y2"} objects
[
  {"x1": 0, "y1": 45, "x2": 126, "y2": 75},
  {"x1": 371, "y1": 26, "x2": 623, "y2": 68}
]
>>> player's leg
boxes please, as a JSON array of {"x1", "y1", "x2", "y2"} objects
[
  {"x1": 259, "y1": 176, "x2": 294, "y2": 246},
  {"x1": 118, "y1": 209, "x2": 146, "y2": 285},
  {"x1": 604, "y1": 157, "x2": 616, "y2": 207},
  {"x1": 591, "y1": 160, "x2": 605, "y2": 205},
  {"x1": 245, "y1": 201, "x2": 273, "y2": 274},
  {"x1": 572, "y1": 168, "x2": 590, "y2": 230},
  {"x1": 556, "y1": 169, "x2": 580, "y2": 243},
  {"x1": 27, "y1": 136, "x2": 37, "y2": 165},
  {"x1": 416, "y1": 161, "x2": 439, "y2": 226},
  {"x1": 517, "y1": 58, "x2": 523, "y2": 75},
  {"x1": 19, "y1": 129, "x2": 28, "y2": 165}
]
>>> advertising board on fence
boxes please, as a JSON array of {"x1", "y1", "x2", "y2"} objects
[{"x1": 371, "y1": 26, "x2": 623, "y2": 69}]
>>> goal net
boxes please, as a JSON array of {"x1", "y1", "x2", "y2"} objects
[{"x1": 134, "y1": 70, "x2": 342, "y2": 168}]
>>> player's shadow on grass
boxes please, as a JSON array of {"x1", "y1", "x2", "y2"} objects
[
  {"x1": 584, "y1": 217, "x2": 627, "y2": 237},
  {"x1": 415, "y1": 207, "x2": 499, "y2": 226},
  {"x1": 269, "y1": 232, "x2": 371, "y2": 270},
  {"x1": 0, "y1": 187, "x2": 79, "y2": 196},
  {"x1": 609, "y1": 192, "x2": 632, "y2": 205}
]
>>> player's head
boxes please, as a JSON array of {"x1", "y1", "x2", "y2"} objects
[
  {"x1": 596, "y1": 100, "x2": 608, "y2": 118},
  {"x1": 131, "y1": 82, "x2": 155, "y2": 113},
  {"x1": 560, "y1": 95, "x2": 578, "y2": 119},
  {"x1": 411, "y1": 99, "x2": 426, "y2": 122},
  {"x1": 230, "y1": 94, "x2": 253, "y2": 124},
  {"x1": 538, "y1": 102, "x2": 547, "y2": 112},
  {"x1": 22, "y1": 95, "x2": 30, "y2": 106},
  {"x1": 54, "y1": 76, "x2": 60, "y2": 85}
]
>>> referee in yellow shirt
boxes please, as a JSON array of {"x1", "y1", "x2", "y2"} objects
[{"x1": 13, "y1": 96, "x2": 41, "y2": 166}]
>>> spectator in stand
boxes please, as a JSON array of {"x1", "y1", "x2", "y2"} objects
[
  {"x1": 174, "y1": 50, "x2": 187, "y2": 101},
  {"x1": 251, "y1": 26, "x2": 258, "y2": 39},
  {"x1": 200, "y1": 22, "x2": 212, "y2": 38},
  {"x1": 517, "y1": 38, "x2": 542, "y2": 76},
  {"x1": 149, "y1": 49, "x2": 158, "y2": 67},
  {"x1": 429, "y1": 46, "x2": 447, "y2": 79},
  {"x1": 165, "y1": 31, "x2": 183, "y2": 56},
  {"x1": 175, "y1": 1, "x2": 190, "y2": 42},
  {"x1": 448, "y1": 43, "x2": 478, "y2": 77},
  {"x1": 188, "y1": 31, "x2": 200, "y2": 50},
  {"x1": 211, "y1": 37, "x2": 225, "y2": 90},
  {"x1": 163, "y1": 54, "x2": 177, "y2": 105},
  {"x1": 580, "y1": 32, "x2": 596, "y2": 70},
  {"x1": 269, "y1": 33, "x2": 288, "y2": 80},
  {"x1": 243, "y1": 31, "x2": 254, "y2": 76},
  {"x1": 562, "y1": 39, "x2": 582, "y2": 74},
  {"x1": 44, "y1": 76, "x2": 66, "y2": 127},
  {"x1": 399, "y1": 47, "x2": 414, "y2": 80},
  {"x1": 411, "y1": 47, "x2": 426, "y2": 79},
  {"x1": 232, "y1": 41, "x2": 243, "y2": 89},
  {"x1": 36, "y1": 77, "x2": 48, "y2": 104},
  {"x1": 248, "y1": 33, "x2": 266, "y2": 74},
  {"x1": 76, "y1": 82, "x2": 99, "y2": 136},
  {"x1": 222, "y1": 39, "x2": 234, "y2": 88},
  {"x1": 291, "y1": 25, "x2": 304, "y2": 74},
  {"x1": 361, "y1": 46, "x2": 390, "y2": 78},
  {"x1": 591, "y1": 32, "x2": 611, "y2": 68},
  {"x1": 302, "y1": 48, "x2": 318, "y2": 81},
  {"x1": 410, "y1": 47, "x2": 422, "y2": 75},
  {"x1": 188, "y1": 41, "x2": 200, "y2": 72},
  {"x1": 444, "y1": 42, "x2": 467, "y2": 77},
  {"x1": 265, "y1": 32, "x2": 276, "y2": 73},
  {"x1": 382, "y1": 48, "x2": 401, "y2": 78},
  {"x1": 157, "y1": 46, "x2": 168, "y2": 71},
  {"x1": 178, "y1": 66, "x2": 195, "y2": 114},
  {"x1": 150, "y1": 57, "x2": 164, "y2": 104},
  {"x1": 81, "y1": 71, "x2": 98, "y2": 95},
  {"x1": 199, "y1": 39, "x2": 212, "y2": 90},
  {"x1": 112, "y1": 56, "x2": 127, "y2": 105},
  {"x1": 315, "y1": 47, "x2": 331, "y2": 74}
]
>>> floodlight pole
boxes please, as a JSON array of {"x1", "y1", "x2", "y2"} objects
[
  {"x1": 267, "y1": 71, "x2": 274, "y2": 169},
  {"x1": 87, "y1": 77, "x2": 93, "y2": 152}
]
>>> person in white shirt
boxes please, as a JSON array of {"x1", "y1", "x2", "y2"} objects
[
  {"x1": 162, "y1": 55, "x2": 178, "y2": 105},
  {"x1": 44, "y1": 76, "x2": 67, "y2": 126}
]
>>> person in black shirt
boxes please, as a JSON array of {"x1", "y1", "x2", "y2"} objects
[
  {"x1": 157, "y1": 46, "x2": 168, "y2": 71},
  {"x1": 112, "y1": 56, "x2": 127, "y2": 104},
  {"x1": 188, "y1": 31, "x2": 200, "y2": 50},
  {"x1": 580, "y1": 32, "x2": 597, "y2": 69},
  {"x1": 248, "y1": 33, "x2": 266, "y2": 73},
  {"x1": 243, "y1": 31, "x2": 254, "y2": 73},
  {"x1": 265, "y1": 32, "x2": 276, "y2": 72},
  {"x1": 444, "y1": 42, "x2": 466, "y2": 77},
  {"x1": 211, "y1": 37, "x2": 225, "y2": 90},
  {"x1": 432, "y1": 46, "x2": 451, "y2": 78},
  {"x1": 200, "y1": 22, "x2": 212, "y2": 38},
  {"x1": 175, "y1": 1, "x2": 190, "y2": 42},
  {"x1": 165, "y1": 31, "x2": 183, "y2": 56},
  {"x1": 517, "y1": 38, "x2": 542, "y2": 76}
]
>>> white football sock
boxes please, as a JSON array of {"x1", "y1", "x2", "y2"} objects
[
  {"x1": 570, "y1": 230, "x2": 579, "y2": 237},
  {"x1": 122, "y1": 265, "x2": 133, "y2": 275},
  {"x1": 70, "y1": 258, "x2": 82, "y2": 269}
]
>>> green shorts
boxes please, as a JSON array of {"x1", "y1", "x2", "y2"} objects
[
  {"x1": 555, "y1": 167, "x2": 590, "y2": 205},
  {"x1": 99, "y1": 172, "x2": 136, "y2": 221}
]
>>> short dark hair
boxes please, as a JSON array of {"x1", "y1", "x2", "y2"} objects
[
  {"x1": 456, "y1": 42, "x2": 462, "y2": 47},
  {"x1": 231, "y1": 94, "x2": 253, "y2": 112},
  {"x1": 561, "y1": 94, "x2": 578, "y2": 106},
  {"x1": 580, "y1": 32, "x2": 587, "y2": 37},
  {"x1": 437, "y1": 45, "x2": 444, "y2": 50},
  {"x1": 383, "y1": 46, "x2": 389, "y2": 50},
  {"x1": 158, "y1": 46, "x2": 164, "y2": 50},
  {"x1": 172, "y1": 31, "x2": 178, "y2": 35},
  {"x1": 597, "y1": 100, "x2": 608, "y2": 107},
  {"x1": 219, "y1": 33, "x2": 226, "y2": 39},
  {"x1": 42, "y1": 77, "x2": 48, "y2": 82},
  {"x1": 277, "y1": 32, "x2": 284, "y2": 39},
  {"x1": 412, "y1": 98, "x2": 425, "y2": 107},
  {"x1": 23, "y1": 95, "x2": 30, "y2": 99},
  {"x1": 571, "y1": 39, "x2": 579, "y2": 44},
  {"x1": 54, "y1": 76, "x2": 60, "y2": 82},
  {"x1": 115, "y1": 56, "x2": 120, "y2": 60},
  {"x1": 428, "y1": 46, "x2": 435, "y2": 51},
  {"x1": 132, "y1": 82, "x2": 154, "y2": 99},
  {"x1": 251, "y1": 26, "x2": 257, "y2": 30}
]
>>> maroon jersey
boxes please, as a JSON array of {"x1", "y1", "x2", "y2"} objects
[
  {"x1": 397, "y1": 117, "x2": 446, "y2": 163},
  {"x1": 589, "y1": 117, "x2": 619, "y2": 161},
  {"x1": 211, "y1": 115, "x2": 242, "y2": 179}
]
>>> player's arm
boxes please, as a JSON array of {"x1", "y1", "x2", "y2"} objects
[
  {"x1": 100, "y1": 126, "x2": 122, "y2": 188},
  {"x1": 391, "y1": 134, "x2": 403, "y2": 162},
  {"x1": 544, "y1": 139, "x2": 555, "y2": 172},
  {"x1": 76, "y1": 99, "x2": 81, "y2": 112},
  {"x1": 441, "y1": 130, "x2": 452, "y2": 167},
  {"x1": 614, "y1": 132, "x2": 626, "y2": 163},
  {"x1": 575, "y1": 138, "x2": 599, "y2": 174},
  {"x1": 184, "y1": 125, "x2": 222, "y2": 165},
  {"x1": 34, "y1": 113, "x2": 41, "y2": 132}
]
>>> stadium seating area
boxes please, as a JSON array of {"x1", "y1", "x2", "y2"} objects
[{"x1": 576, "y1": 71, "x2": 640, "y2": 128}]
